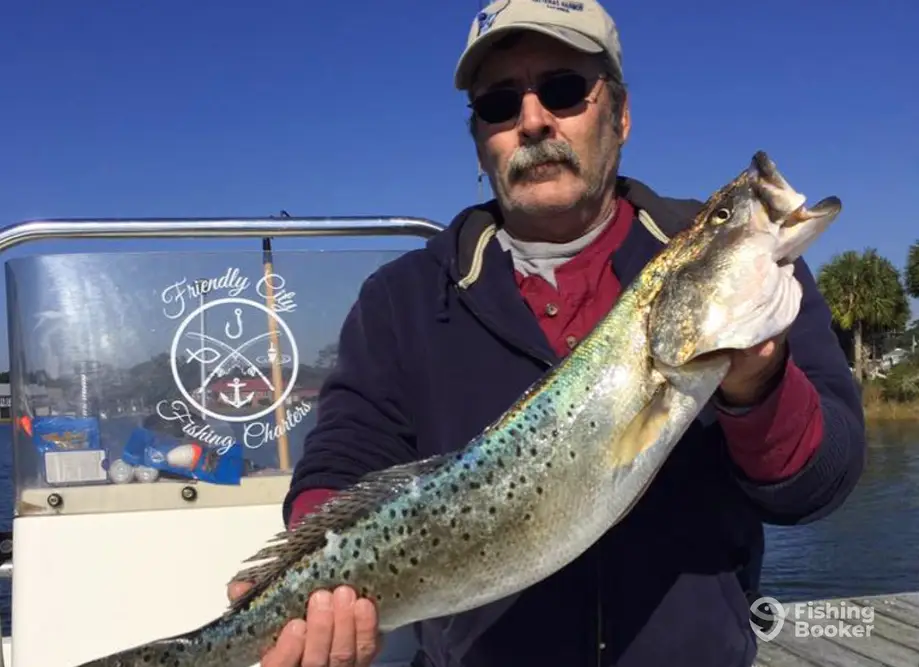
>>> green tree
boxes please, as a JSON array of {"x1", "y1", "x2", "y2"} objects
[
  {"x1": 906, "y1": 241, "x2": 919, "y2": 299},
  {"x1": 816, "y1": 248, "x2": 910, "y2": 382}
]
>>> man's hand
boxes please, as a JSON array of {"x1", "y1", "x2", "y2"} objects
[
  {"x1": 227, "y1": 581, "x2": 382, "y2": 667},
  {"x1": 718, "y1": 335, "x2": 788, "y2": 407}
]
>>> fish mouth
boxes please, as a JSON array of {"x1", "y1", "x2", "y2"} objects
[{"x1": 749, "y1": 151, "x2": 842, "y2": 265}]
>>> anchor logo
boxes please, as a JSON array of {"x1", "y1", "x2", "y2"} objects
[
  {"x1": 169, "y1": 296, "x2": 300, "y2": 423},
  {"x1": 219, "y1": 377, "x2": 254, "y2": 409}
]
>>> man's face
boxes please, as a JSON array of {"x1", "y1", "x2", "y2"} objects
[{"x1": 470, "y1": 32, "x2": 629, "y2": 222}]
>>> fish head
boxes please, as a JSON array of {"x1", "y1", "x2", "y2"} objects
[{"x1": 648, "y1": 151, "x2": 841, "y2": 368}]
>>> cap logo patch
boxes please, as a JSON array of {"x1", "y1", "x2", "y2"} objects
[{"x1": 476, "y1": 2, "x2": 509, "y2": 36}]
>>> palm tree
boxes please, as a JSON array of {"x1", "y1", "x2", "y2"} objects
[
  {"x1": 906, "y1": 241, "x2": 919, "y2": 299},
  {"x1": 816, "y1": 248, "x2": 910, "y2": 382}
]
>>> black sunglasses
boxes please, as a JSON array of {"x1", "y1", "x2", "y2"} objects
[{"x1": 469, "y1": 72, "x2": 603, "y2": 125}]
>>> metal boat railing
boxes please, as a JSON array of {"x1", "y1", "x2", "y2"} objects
[
  {"x1": 0, "y1": 215, "x2": 446, "y2": 667},
  {"x1": 0, "y1": 215, "x2": 445, "y2": 252}
]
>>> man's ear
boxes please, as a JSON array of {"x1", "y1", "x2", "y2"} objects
[{"x1": 620, "y1": 92, "x2": 631, "y2": 143}]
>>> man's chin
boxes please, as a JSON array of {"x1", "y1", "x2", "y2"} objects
[{"x1": 506, "y1": 180, "x2": 585, "y2": 215}]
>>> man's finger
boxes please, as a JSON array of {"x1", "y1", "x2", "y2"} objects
[
  {"x1": 302, "y1": 590, "x2": 335, "y2": 667},
  {"x1": 261, "y1": 620, "x2": 308, "y2": 667},
  {"x1": 329, "y1": 586, "x2": 357, "y2": 667},
  {"x1": 227, "y1": 581, "x2": 251, "y2": 601},
  {"x1": 353, "y1": 598, "x2": 380, "y2": 667}
]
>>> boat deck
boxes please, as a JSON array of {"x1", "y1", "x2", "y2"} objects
[{"x1": 754, "y1": 592, "x2": 919, "y2": 667}]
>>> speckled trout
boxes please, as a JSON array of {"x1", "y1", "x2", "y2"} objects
[{"x1": 73, "y1": 152, "x2": 841, "y2": 666}]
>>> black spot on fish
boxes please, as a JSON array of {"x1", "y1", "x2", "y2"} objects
[
  {"x1": 398, "y1": 526, "x2": 405, "y2": 535},
  {"x1": 536, "y1": 486, "x2": 544, "y2": 494},
  {"x1": 570, "y1": 451, "x2": 576, "y2": 459},
  {"x1": 519, "y1": 475, "x2": 526, "y2": 484},
  {"x1": 489, "y1": 506, "x2": 496, "y2": 514},
  {"x1": 352, "y1": 550, "x2": 360, "y2": 558},
  {"x1": 450, "y1": 518, "x2": 457, "y2": 528},
  {"x1": 342, "y1": 569, "x2": 351, "y2": 578},
  {"x1": 402, "y1": 509, "x2": 409, "y2": 517},
  {"x1": 529, "y1": 426, "x2": 537, "y2": 433},
  {"x1": 470, "y1": 481, "x2": 480, "y2": 489},
  {"x1": 462, "y1": 533, "x2": 471, "y2": 541},
  {"x1": 432, "y1": 537, "x2": 441, "y2": 547},
  {"x1": 509, "y1": 481, "x2": 516, "y2": 489},
  {"x1": 516, "y1": 446, "x2": 522, "y2": 456},
  {"x1": 451, "y1": 483, "x2": 460, "y2": 493},
  {"x1": 463, "y1": 462, "x2": 471, "y2": 470},
  {"x1": 486, "y1": 472, "x2": 494, "y2": 483},
  {"x1": 329, "y1": 569, "x2": 336, "y2": 578},
  {"x1": 389, "y1": 564, "x2": 399, "y2": 574},
  {"x1": 410, "y1": 557, "x2": 419, "y2": 566},
  {"x1": 507, "y1": 492, "x2": 514, "y2": 500},
  {"x1": 420, "y1": 528, "x2": 428, "y2": 537},
  {"x1": 481, "y1": 550, "x2": 487, "y2": 557},
  {"x1": 590, "y1": 421, "x2": 596, "y2": 428},
  {"x1": 497, "y1": 458, "x2": 506, "y2": 468},
  {"x1": 355, "y1": 538, "x2": 362, "y2": 547},
  {"x1": 419, "y1": 577, "x2": 426, "y2": 584},
  {"x1": 368, "y1": 563, "x2": 375, "y2": 571},
  {"x1": 431, "y1": 507, "x2": 439, "y2": 516},
  {"x1": 552, "y1": 429, "x2": 559, "y2": 437},
  {"x1": 395, "y1": 592, "x2": 402, "y2": 599},
  {"x1": 524, "y1": 513, "x2": 532, "y2": 520},
  {"x1": 546, "y1": 461, "x2": 553, "y2": 468}
]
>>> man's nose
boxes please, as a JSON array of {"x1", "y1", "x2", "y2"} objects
[{"x1": 518, "y1": 91, "x2": 554, "y2": 142}]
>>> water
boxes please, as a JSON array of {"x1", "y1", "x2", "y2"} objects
[
  {"x1": 760, "y1": 422, "x2": 919, "y2": 601},
  {"x1": 0, "y1": 423, "x2": 916, "y2": 638}
]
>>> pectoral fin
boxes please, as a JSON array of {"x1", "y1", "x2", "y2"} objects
[{"x1": 607, "y1": 384, "x2": 672, "y2": 469}]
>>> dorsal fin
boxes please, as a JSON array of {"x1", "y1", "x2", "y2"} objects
[{"x1": 224, "y1": 452, "x2": 452, "y2": 615}]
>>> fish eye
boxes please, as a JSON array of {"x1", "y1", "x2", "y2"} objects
[{"x1": 710, "y1": 207, "x2": 732, "y2": 224}]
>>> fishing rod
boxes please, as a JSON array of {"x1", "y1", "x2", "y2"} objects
[{"x1": 263, "y1": 210, "x2": 291, "y2": 470}]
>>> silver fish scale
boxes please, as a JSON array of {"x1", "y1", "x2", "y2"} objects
[{"x1": 267, "y1": 359, "x2": 629, "y2": 634}]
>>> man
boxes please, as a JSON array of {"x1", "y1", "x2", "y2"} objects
[{"x1": 230, "y1": 1, "x2": 866, "y2": 665}]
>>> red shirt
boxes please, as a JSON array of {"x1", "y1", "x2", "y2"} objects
[{"x1": 287, "y1": 200, "x2": 825, "y2": 528}]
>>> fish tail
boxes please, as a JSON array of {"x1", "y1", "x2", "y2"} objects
[{"x1": 71, "y1": 614, "x2": 261, "y2": 667}]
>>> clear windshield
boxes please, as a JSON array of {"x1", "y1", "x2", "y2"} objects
[{"x1": 7, "y1": 244, "x2": 417, "y2": 515}]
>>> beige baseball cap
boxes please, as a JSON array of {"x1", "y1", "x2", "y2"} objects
[{"x1": 454, "y1": 0, "x2": 623, "y2": 91}]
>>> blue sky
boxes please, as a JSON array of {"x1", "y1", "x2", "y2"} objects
[{"x1": 1, "y1": 0, "x2": 917, "y2": 371}]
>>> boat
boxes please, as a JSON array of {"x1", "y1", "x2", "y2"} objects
[{"x1": 0, "y1": 215, "x2": 443, "y2": 667}]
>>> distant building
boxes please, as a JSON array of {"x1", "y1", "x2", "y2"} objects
[{"x1": 0, "y1": 383, "x2": 9, "y2": 421}]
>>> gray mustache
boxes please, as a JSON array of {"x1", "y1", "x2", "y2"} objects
[{"x1": 507, "y1": 140, "x2": 581, "y2": 182}]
